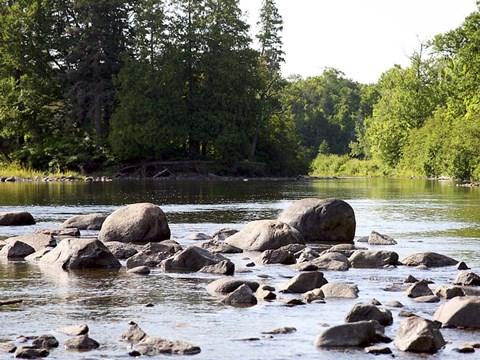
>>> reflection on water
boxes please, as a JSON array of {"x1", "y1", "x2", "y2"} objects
[{"x1": 0, "y1": 178, "x2": 480, "y2": 359}]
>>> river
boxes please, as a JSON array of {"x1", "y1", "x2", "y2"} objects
[{"x1": 1, "y1": 178, "x2": 479, "y2": 359}]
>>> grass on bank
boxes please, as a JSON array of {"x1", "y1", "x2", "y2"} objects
[
  {"x1": 0, "y1": 162, "x2": 81, "y2": 179},
  {"x1": 310, "y1": 154, "x2": 390, "y2": 177}
]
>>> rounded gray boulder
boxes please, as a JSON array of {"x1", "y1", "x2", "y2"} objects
[
  {"x1": 98, "y1": 203, "x2": 170, "y2": 244},
  {"x1": 278, "y1": 198, "x2": 355, "y2": 243},
  {"x1": 224, "y1": 220, "x2": 304, "y2": 251}
]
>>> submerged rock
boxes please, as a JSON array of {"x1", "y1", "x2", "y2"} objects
[{"x1": 278, "y1": 198, "x2": 356, "y2": 243}]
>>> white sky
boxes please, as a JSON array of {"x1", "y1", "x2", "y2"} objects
[{"x1": 239, "y1": 0, "x2": 478, "y2": 83}]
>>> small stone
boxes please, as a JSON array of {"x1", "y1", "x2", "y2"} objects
[
  {"x1": 31, "y1": 334, "x2": 59, "y2": 349},
  {"x1": 399, "y1": 310, "x2": 416, "y2": 317},
  {"x1": 386, "y1": 300, "x2": 403, "y2": 308},
  {"x1": 56, "y1": 324, "x2": 89, "y2": 336},
  {"x1": 404, "y1": 275, "x2": 419, "y2": 283},
  {"x1": 454, "y1": 345, "x2": 475, "y2": 353},
  {"x1": 457, "y1": 261, "x2": 470, "y2": 270},
  {"x1": 365, "y1": 345, "x2": 392, "y2": 355},
  {"x1": 406, "y1": 280, "x2": 433, "y2": 298},
  {"x1": 245, "y1": 262, "x2": 255, "y2": 267},
  {"x1": 64, "y1": 335, "x2": 100, "y2": 350},
  {"x1": 14, "y1": 347, "x2": 49, "y2": 358},
  {"x1": 127, "y1": 266, "x2": 151, "y2": 275},
  {"x1": 414, "y1": 295, "x2": 440, "y2": 303},
  {"x1": 284, "y1": 298, "x2": 305, "y2": 306},
  {"x1": 0, "y1": 342, "x2": 16, "y2": 353},
  {"x1": 120, "y1": 323, "x2": 148, "y2": 343},
  {"x1": 261, "y1": 327, "x2": 297, "y2": 335}
]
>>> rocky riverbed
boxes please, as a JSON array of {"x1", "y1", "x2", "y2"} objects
[{"x1": 1, "y1": 198, "x2": 480, "y2": 359}]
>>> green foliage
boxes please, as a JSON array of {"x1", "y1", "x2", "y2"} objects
[
  {"x1": 1, "y1": 0, "x2": 480, "y2": 180},
  {"x1": 310, "y1": 154, "x2": 388, "y2": 177},
  {"x1": 285, "y1": 68, "x2": 362, "y2": 160}
]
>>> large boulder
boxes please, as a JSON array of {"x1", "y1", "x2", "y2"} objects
[
  {"x1": 345, "y1": 303, "x2": 393, "y2": 326},
  {"x1": 38, "y1": 238, "x2": 121, "y2": 269},
  {"x1": 224, "y1": 220, "x2": 304, "y2": 251},
  {"x1": 62, "y1": 213, "x2": 108, "y2": 230},
  {"x1": 161, "y1": 246, "x2": 231, "y2": 272},
  {"x1": 98, "y1": 203, "x2": 170, "y2": 244},
  {"x1": 401, "y1": 252, "x2": 458, "y2": 268},
  {"x1": 434, "y1": 296, "x2": 480, "y2": 328},
  {"x1": 278, "y1": 198, "x2": 356, "y2": 243},
  {"x1": 395, "y1": 316, "x2": 445, "y2": 354},
  {"x1": 349, "y1": 250, "x2": 399, "y2": 268},
  {"x1": 314, "y1": 321, "x2": 377, "y2": 347},
  {"x1": 0, "y1": 211, "x2": 35, "y2": 226}
]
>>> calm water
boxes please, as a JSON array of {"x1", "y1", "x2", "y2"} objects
[{"x1": 0, "y1": 178, "x2": 480, "y2": 359}]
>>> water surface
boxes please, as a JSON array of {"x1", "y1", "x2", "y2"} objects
[{"x1": 1, "y1": 178, "x2": 479, "y2": 359}]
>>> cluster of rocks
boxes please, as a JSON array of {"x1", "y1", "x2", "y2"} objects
[
  {"x1": 1, "y1": 323, "x2": 100, "y2": 358},
  {"x1": 2, "y1": 198, "x2": 480, "y2": 357},
  {"x1": 0, "y1": 322, "x2": 200, "y2": 358}
]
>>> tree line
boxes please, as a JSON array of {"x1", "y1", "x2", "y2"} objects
[{"x1": 1, "y1": 1, "x2": 479, "y2": 180}]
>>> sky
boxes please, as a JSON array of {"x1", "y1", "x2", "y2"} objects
[{"x1": 239, "y1": 0, "x2": 478, "y2": 84}]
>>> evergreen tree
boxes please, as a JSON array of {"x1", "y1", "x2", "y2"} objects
[
  {"x1": 63, "y1": 0, "x2": 131, "y2": 148},
  {"x1": 249, "y1": 0, "x2": 285, "y2": 159}
]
